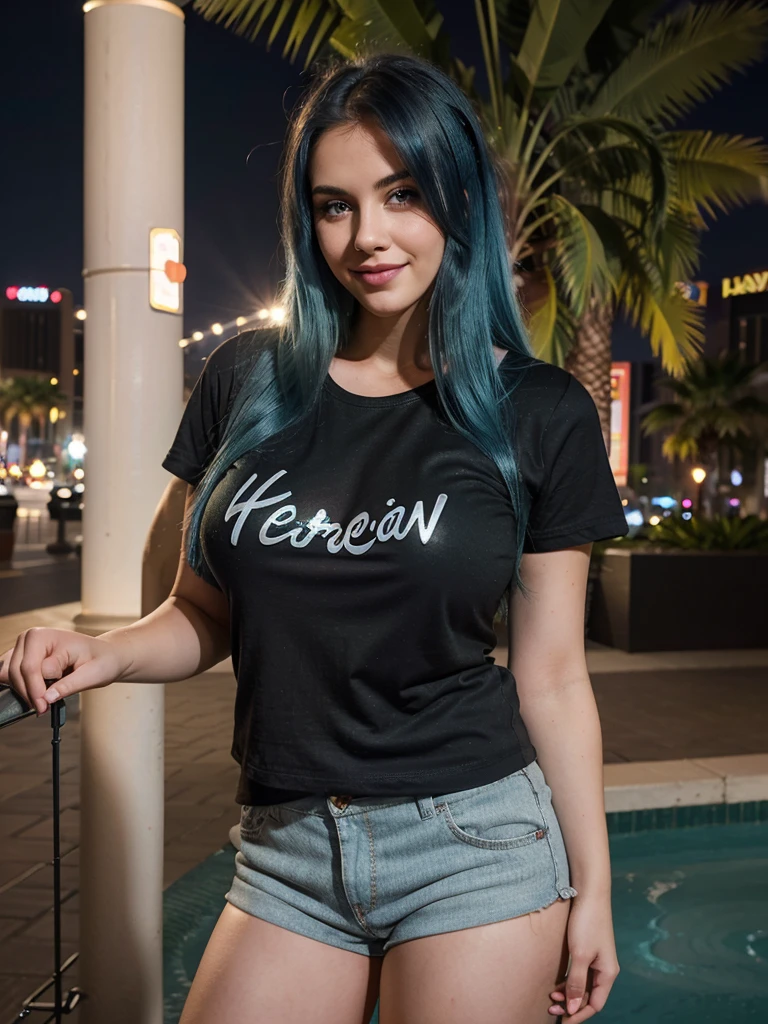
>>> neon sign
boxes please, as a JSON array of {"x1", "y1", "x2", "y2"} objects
[
  {"x1": 5, "y1": 286, "x2": 57, "y2": 303},
  {"x1": 722, "y1": 271, "x2": 768, "y2": 298}
]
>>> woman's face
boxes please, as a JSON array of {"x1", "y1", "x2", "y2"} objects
[{"x1": 309, "y1": 120, "x2": 446, "y2": 320}]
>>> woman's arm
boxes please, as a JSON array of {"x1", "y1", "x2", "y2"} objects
[
  {"x1": 511, "y1": 544, "x2": 608, "y2": 897},
  {"x1": 0, "y1": 486, "x2": 232, "y2": 712},
  {"x1": 510, "y1": 544, "x2": 619, "y2": 1021},
  {"x1": 100, "y1": 484, "x2": 231, "y2": 683}
]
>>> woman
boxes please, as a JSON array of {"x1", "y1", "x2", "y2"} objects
[{"x1": 1, "y1": 54, "x2": 626, "y2": 1023}]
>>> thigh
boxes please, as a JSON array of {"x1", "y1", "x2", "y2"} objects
[
  {"x1": 379, "y1": 897, "x2": 570, "y2": 1024},
  {"x1": 179, "y1": 903, "x2": 382, "y2": 1024}
]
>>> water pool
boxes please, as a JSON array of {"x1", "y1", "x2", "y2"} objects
[
  {"x1": 163, "y1": 816, "x2": 768, "y2": 1023},
  {"x1": 604, "y1": 819, "x2": 768, "y2": 1022}
]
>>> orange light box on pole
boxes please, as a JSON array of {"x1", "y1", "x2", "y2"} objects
[{"x1": 609, "y1": 362, "x2": 631, "y2": 487}]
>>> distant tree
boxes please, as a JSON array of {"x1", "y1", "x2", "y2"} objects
[
  {"x1": 642, "y1": 353, "x2": 768, "y2": 507},
  {"x1": 0, "y1": 376, "x2": 69, "y2": 468}
]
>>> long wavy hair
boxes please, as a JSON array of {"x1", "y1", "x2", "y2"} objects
[{"x1": 185, "y1": 51, "x2": 534, "y2": 599}]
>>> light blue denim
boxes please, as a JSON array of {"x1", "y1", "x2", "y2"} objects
[{"x1": 225, "y1": 759, "x2": 578, "y2": 957}]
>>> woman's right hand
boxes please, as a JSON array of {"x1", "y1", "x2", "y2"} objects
[{"x1": 0, "y1": 628, "x2": 130, "y2": 716}]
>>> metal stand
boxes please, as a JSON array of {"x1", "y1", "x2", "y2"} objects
[{"x1": 11, "y1": 697, "x2": 84, "y2": 1020}]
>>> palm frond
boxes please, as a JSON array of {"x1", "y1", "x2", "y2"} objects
[
  {"x1": 589, "y1": 0, "x2": 768, "y2": 124},
  {"x1": 514, "y1": 0, "x2": 613, "y2": 91},
  {"x1": 623, "y1": 284, "x2": 704, "y2": 375},
  {"x1": 642, "y1": 402, "x2": 687, "y2": 435},
  {"x1": 661, "y1": 432, "x2": 699, "y2": 462},
  {"x1": 656, "y1": 204, "x2": 702, "y2": 292},
  {"x1": 662, "y1": 130, "x2": 768, "y2": 218},
  {"x1": 524, "y1": 266, "x2": 577, "y2": 365},
  {"x1": 525, "y1": 264, "x2": 558, "y2": 360},
  {"x1": 551, "y1": 194, "x2": 614, "y2": 316},
  {"x1": 191, "y1": 0, "x2": 439, "y2": 65}
]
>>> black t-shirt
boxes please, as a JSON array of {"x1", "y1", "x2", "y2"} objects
[{"x1": 162, "y1": 329, "x2": 628, "y2": 805}]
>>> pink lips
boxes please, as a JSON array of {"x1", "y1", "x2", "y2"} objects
[{"x1": 352, "y1": 265, "x2": 406, "y2": 285}]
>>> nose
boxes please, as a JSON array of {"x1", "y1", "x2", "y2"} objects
[{"x1": 351, "y1": 201, "x2": 390, "y2": 254}]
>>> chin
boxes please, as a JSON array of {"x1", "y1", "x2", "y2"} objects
[{"x1": 357, "y1": 294, "x2": 426, "y2": 316}]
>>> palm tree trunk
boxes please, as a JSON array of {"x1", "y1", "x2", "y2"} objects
[{"x1": 564, "y1": 296, "x2": 614, "y2": 450}]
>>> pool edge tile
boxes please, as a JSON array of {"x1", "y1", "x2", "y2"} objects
[
  {"x1": 604, "y1": 758, "x2": 725, "y2": 812},
  {"x1": 688, "y1": 755, "x2": 768, "y2": 804}
]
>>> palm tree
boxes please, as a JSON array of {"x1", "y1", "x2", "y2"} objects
[
  {"x1": 191, "y1": 0, "x2": 768, "y2": 437},
  {"x1": 558, "y1": 2, "x2": 768, "y2": 433},
  {"x1": 642, "y1": 353, "x2": 768, "y2": 509},
  {"x1": 0, "y1": 376, "x2": 69, "y2": 469}
]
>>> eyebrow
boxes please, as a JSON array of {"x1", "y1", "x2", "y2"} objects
[{"x1": 311, "y1": 169, "x2": 414, "y2": 198}]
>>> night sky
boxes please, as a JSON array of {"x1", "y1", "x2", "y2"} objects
[{"x1": 2, "y1": 0, "x2": 767, "y2": 371}]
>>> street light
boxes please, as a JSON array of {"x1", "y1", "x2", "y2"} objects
[{"x1": 691, "y1": 466, "x2": 706, "y2": 515}]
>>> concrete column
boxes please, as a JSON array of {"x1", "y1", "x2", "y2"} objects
[{"x1": 77, "y1": 2, "x2": 185, "y2": 1021}]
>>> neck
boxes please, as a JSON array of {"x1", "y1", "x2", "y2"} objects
[{"x1": 344, "y1": 299, "x2": 433, "y2": 375}]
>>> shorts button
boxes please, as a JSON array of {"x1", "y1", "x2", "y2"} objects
[
  {"x1": 330, "y1": 795, "x2": 352, "y2": 810},
  {"x1": 535, "y1": 829, "x2": 546, "y2": 840}
]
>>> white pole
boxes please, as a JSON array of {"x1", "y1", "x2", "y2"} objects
[{"x1": 78, "y1": 2, "x2": 185, "y2": 1021}]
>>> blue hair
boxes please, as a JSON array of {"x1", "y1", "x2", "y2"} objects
[{"x1": 185, "y1": 52, "x2": 534, "y2": 603}]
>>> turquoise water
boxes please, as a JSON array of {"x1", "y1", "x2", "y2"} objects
[
  {"x1": 604, "y1": 821, "x2": 768, "y2": 1022},
  {"x1": 163, "y1": 819, "x2": 768, "y2": 1023}
]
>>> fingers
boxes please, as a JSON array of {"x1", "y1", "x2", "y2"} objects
[
  {"x1": 549, "y1": 990, "x2": 594, "y2": 1020},
  {"x1": 19, "y1": 629, "x2": 59, "y2": 715},
  {"x1": 1, "y1": 629, "x2": 120, "y2": 715},
  {"x1": 7, "y1": 632, "x2": 36, "y2": 713},
  {"x1": 0, "y1": 647, "x2": 13, "y2": 685},
  {"x1": 39, "y1": 655, "x2": 111, "y2": 704},
  {"x1": 580, "y1": 966, "x2": 619, "y2": 1015},
  {"x1": 564, "y1": 958, "x2": 591, "y2": 1017},
  {"x1": 549, "y1": 962, "x2": 620, "y2": 1019},
  {"x1": 561, "y1": 1006, "x2": 596, "y2": 1023}
]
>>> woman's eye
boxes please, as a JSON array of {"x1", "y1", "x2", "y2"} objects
[
  {"x1": 389, "y1": 188, "x2": 419, "y2": 206},
  {"x1": 319, "y1": 188, "x2": 420, "y2": 219}
]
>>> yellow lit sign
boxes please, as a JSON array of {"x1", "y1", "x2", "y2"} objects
[{"x1": 722, "y1": 271, "x2": 768, "y2": 299}]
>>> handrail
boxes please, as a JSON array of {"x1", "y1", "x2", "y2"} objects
[{"x1": 0, "y1": 685, "x2": 83, "y2": 1020}]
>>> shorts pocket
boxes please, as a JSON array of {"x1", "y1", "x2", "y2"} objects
[
  {"x1": 436, "y1": 768, "x2": 549, "y2": 850},
  {"x1": 240, "y1": 804, "x2": 273, "y2": 841}
]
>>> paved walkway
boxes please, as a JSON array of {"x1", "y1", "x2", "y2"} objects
[{"x1": 1, "y1": 600, "x2": 766, "y2": 1020}]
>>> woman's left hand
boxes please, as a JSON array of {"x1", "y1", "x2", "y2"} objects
[{"x1": 548, "y1": 894, "x2": 620, "y2": 1021}]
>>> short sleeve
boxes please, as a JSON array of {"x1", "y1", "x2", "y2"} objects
[
  {"x1": 162, "y1": 337, "x2": 242, "y2": 591},
  {"x1": 524, "y1": 374, "x2": 628, "y2": 552},
  {"x1": 161, "y1": 336, "x2": 239, "y2": 487}
]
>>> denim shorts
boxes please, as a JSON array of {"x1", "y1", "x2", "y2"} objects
[{"x1": 225, "y1": 759, "x2": 577, "y2": 957}]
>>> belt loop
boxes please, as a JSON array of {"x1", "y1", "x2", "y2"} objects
[{"x1": 416, "y1": 796, "x2": 436, "y2": 820}]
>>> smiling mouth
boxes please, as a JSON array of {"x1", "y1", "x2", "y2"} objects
[{"x1": 350, "y1": 265, "x2": 407, "y2": 285}]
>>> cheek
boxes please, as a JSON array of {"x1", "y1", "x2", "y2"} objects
[
  {"x1": 314, "y1": 222, "x2": 340, "y2": 263},
  {"x1": 411, "y1": 223, "x2": 445, "y2": 269}
]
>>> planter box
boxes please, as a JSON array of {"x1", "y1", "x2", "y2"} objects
[{"x1": 588, "y1": 549, "x2": 768, "y2": 652}]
